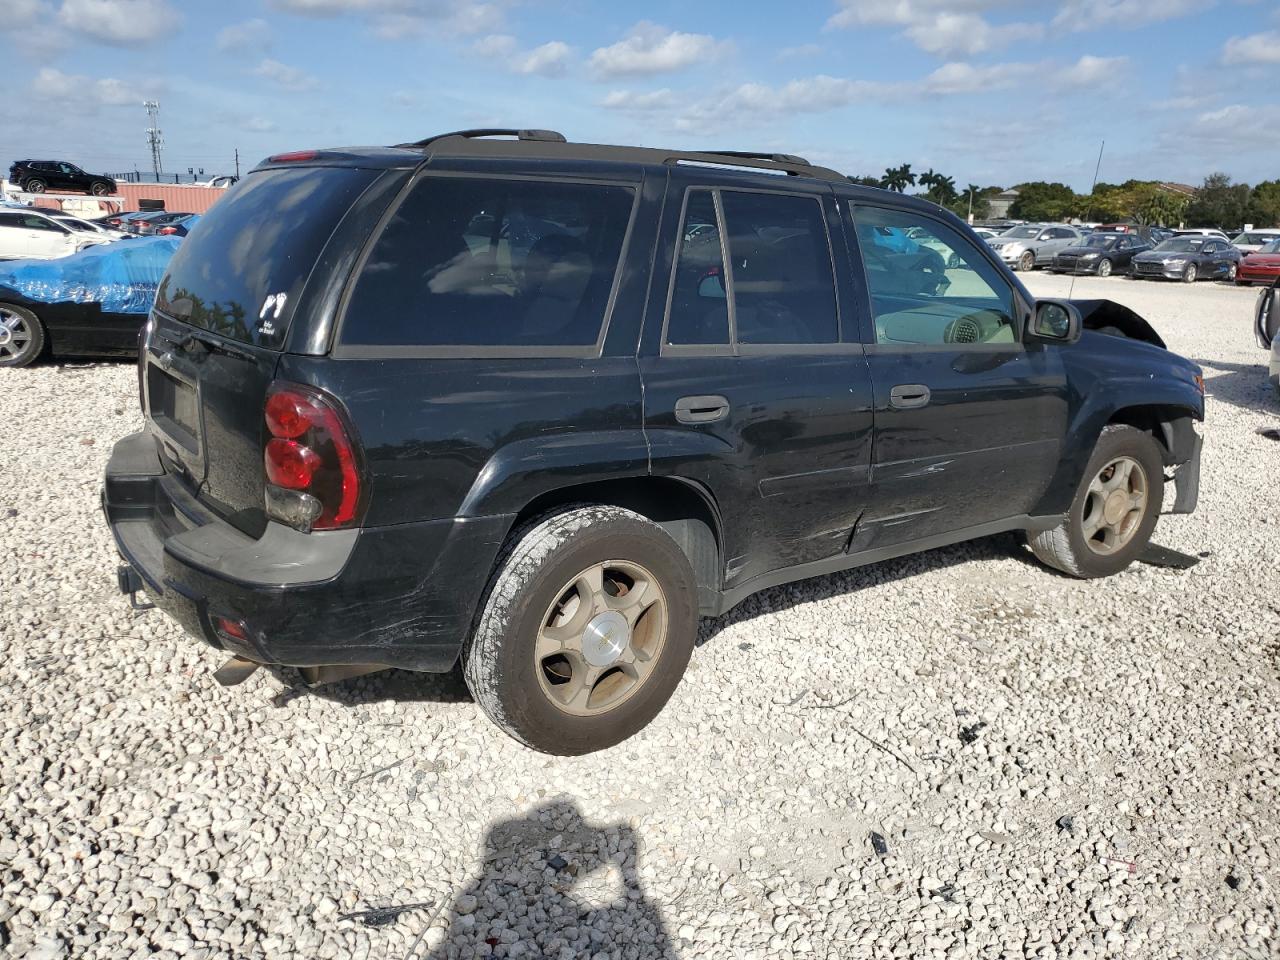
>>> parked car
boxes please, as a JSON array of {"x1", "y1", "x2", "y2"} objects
[
  {"x1": 102, "y1": 129, "x2": 1205, "y2": 755},
  {"x1": 0, "y1": 236, "x2": 180, "y2": 366},
  {"x1": 986, "y1": 223, "x2": 1083, "y2": 271},
  {"x1": 1256, "y1": 278, "x2": 1279, "y2": 396},
  {"x1": 0, "y1": 208, "x2": 113, "y2": 260},
  {"x1": 1173, "y1": 228, "x2": 1230, "y2": 241},
  {"x1": 128, "y1": 211, "x2": 197, "y2": 236},
  {"x1": 1131, "y1": 236, "x2": 1242, "y2": 282},
  {"x1": 46, "y1": 212, "x2": 128, "y2": 240},
  {"x1": 155, "y1": 215, "x2": 201, "y2": 237},
  {"x1": 1238, "y1": 238, "x2": 1280, "y2": 286},
  {"x1": 102, "y1": 211, "x2": 152, "y2": 232},
  {"x1": 1231, "y1": 229, "x2": 1280, "y2": 254},
  {"x1": 8, "y1": 160, "x2": 116, "y2": 196},
  {"x1": 1049, "y1": 232, "x2": 1151, "y2": 277},
  {"x1": 1149, "y1": 227, "x2": 1174, "y2": 244}
]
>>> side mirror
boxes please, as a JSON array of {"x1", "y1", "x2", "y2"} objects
[
  {"x1": 1028, "y1": 299, "x2": 1082, "y2": 343},
  {"x1": 1257, "y1": 282, "x2": 1279, "y2": 350}
]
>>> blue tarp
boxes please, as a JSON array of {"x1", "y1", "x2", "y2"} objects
[{"x1": 0, "y1": 236, "x2": 181, "y2": 314}]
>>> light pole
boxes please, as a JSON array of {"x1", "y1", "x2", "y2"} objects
[{"x1": 143, "y1": 100, "x2": 164, "y2": 180}]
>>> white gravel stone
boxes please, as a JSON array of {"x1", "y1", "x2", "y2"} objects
[{"x1": 0, "y1": 277, "x2": 1277, "y2": 959}]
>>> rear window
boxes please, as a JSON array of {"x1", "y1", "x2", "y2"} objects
[
  {"x1": 155, "y1": 166, "x2": 377, "y2": 348},
  {"x1": 339, "y1": 175, "x2": 635, "y2": 351}
]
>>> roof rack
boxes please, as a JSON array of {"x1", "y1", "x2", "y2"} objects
[
  {"x1": 701, "y1": 150, "x2": 812, "y2": 166},
  {"x1": 398, "y1": 128, "x2": 567, "y2": 149}
]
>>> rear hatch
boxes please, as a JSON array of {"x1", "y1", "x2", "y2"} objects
[{"x1": 142, "y1": 163, "x2": 389, "y2": 537}]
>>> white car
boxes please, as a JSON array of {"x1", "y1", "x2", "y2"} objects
[
  {"x1": 1231, "y1": 229, "x2": 1280, "y2": 254},
  {"x1": 986, "y1": 223, "x2": 1084, "y2": 271},
  {"x1": 0, "y1": 208, "x2": 112, "y2": 260},
  {"x1": 46, "y1": 212, "x2": 128, "y2": 240},
  {"x1": 1173, "y1": 228, "x2": 1230, "y2": 241}
]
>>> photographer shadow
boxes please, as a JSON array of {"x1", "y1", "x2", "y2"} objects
[{"x1": 411, "y1": 799, "x2": 674, "y2": 960}]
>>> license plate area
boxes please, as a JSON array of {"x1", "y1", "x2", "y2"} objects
[{"x1": 148, "y1": 364, "x2": 200, "y2": 450}]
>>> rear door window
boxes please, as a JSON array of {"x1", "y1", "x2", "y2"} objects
[
  {"x1": 339, "y1": 176, "x2": 636, "y2": 351},
  {"x1": 665, "y1": 188, "x2": 838, "y2": 348},
  {"x1": 156, "y1": 165, "x2": 379, "y2": 348}
]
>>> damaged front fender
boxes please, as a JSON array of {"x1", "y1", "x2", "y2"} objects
[{"x1": 1071, "y1": 299, "x2": 1166, "y2": 348}]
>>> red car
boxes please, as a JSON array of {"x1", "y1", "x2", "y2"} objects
[{"x1": 1238, "y1": 238, "x2": 1280, "y2": 286}]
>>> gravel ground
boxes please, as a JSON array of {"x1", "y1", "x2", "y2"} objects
[{"x1": 1, "y1": 274, "x2": 1278, "y2": 960}]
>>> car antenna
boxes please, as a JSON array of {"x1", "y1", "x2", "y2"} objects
[{"x1": 1070, "y1": 138, "x2": 1105, "y2": 301}]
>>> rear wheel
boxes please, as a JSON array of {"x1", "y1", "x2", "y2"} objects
[
  {"x1": 1027, "y1": 425, "x2": 1164, "y2": 579},
  {"x1": 1097, "y1": 258, "x2": 1113, "y2": 278},
  {"x1": 1182, "y1": 263, "x2": 1198, "y2": 283},
  {"x1": 1018, "y1": 250, "x2": 1035, "y2": 272},
  {"x1": 1225, "y1": 262, "x2": 1238, "y2": 282},
  {"x1": 464, "y1": 506, "x2": 698, "y2": 755},
  {"x1": 25, "y1": 179, "x2": 46, "y2": 193},
  {"x1": 0, "y1": 304, "x2": 45, "y2": 367}
]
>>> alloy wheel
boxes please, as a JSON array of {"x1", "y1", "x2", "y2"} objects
[
  {"x1": 535, "y1": 560, "x2": 668, "y2": 717},
  {"x1": 0, "y1": 309, "x2": 33, "y2": 362},
  {"x1": 1080, "y1": 456, "x2": 1148, "y2": 556}
]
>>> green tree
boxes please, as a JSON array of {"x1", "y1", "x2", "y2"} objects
[
  {"x1": 847, "y1": 175, "x2": 881, "y2": 187},
  {"x1": 918, "y1": 169, "x2": 958, "y2": 206},
  {"x1": 1009, "y1": 182, "x2": 1080, "y2": 221},
  {"x1": 1126, "y1": 184, "x2": 1189, "y2": 226},
  {"x1": 1185, "y1": 173, "x2": 1251, "y2": 229},
  {"x1": 880, "y1": 163, "x2": 916, "y2": 193},
  {"x1": 1248, "y1": 180, "x2": 1280, "y2": 227}
]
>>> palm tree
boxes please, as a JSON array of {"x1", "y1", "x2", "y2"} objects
[{"x1": 880, "y1": 163, "x2": 916, "y2": 193}]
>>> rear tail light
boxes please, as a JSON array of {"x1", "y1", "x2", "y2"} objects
[
  {"x1": 263, "y1": 382, "x2": 364, "y2": 532},
  {"x1": 158, "y1": 226, "x2": 177, "y2": 235}
]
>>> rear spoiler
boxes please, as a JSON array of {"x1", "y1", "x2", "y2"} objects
[{"x1": 1070, "y1": 299, "x2": 1165, "y2": 349}]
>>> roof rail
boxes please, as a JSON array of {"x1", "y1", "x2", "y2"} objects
[
  {"x1": 701, "y1": 150, "x2": 812, "y2": 166},
  {"x1": 398, "y1": 128, "x2": 567, "y2": 149}
]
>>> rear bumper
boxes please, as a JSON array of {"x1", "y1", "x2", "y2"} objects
[{"x1": 103, "y1": 430, "x2": 512, "y2": 672}]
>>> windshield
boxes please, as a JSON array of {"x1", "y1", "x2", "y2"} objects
[
  {"x1": 1259, "y1": 239, "x2": 1280, "y2": 254},
  {"x1": 1235, "y1": 232, "x2": 1280, "y2": 244},
  {"x1": 1082, "y1": 234, "x2": 1121, "y2": 249},
  {"x1": 1001, "y1": 226, "x2": 1040, "y2": 239},
  {"x1": 156, "y1": 165, "x2": 379, "y2": 347},
  {"x1": 1156, "y1": 238, "x2": 1204, "y2": 253}
]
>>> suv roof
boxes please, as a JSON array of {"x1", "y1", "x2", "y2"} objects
[{"x1": 256, "y1": 127, "x2": 851, "y2": 184}]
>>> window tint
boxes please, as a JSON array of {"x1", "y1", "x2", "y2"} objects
[
  {"x1": 341, "y1": 177, "x2": 635, "y2": 348},
  {"x1": 720, "y1": 191, "x2": 837, "y2": 344},
  {"x1": 852, "y1": 205, "x2": 1017, "y2": 347},
  {"x1": 21, "y1": 214, "x2": 64, "y2": 232},
  {"x1": 666, "y1": 190, "x2": 729, "y2": 346}
]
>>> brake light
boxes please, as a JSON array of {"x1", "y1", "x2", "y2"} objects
[
  {"x1": 262, "y1": 382, "x2": 363, "y2": 531},
  {"x1": 158, "y1": 226, "x2": 177, "y2": 235},
  {"x1": 268, "y1": 150, "x2": 318, "y2": 163}
]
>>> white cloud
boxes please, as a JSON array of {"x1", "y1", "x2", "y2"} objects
[
  {"x1": 473, "y1": 35, "x2": 571, "y2": 76},
  {"x1": 589, "y1": 22, "x2": 726, "y2": 78},
  {"x1": 1056, "y1": 54, "x2": 1127, "y2": 85},
  {"x1": 600, "y1": 88, "x2": 678, "y2": 111},
  {"x1": 245, "y1": 116, "x2": 279, "y2": 133},
  {"x1": 252, "y1": 58, "x2": 321, "y2": 92},
  {"x1": 826, "y1": 0, "x2": 1040, "y2": 56},
  {"x1": 1222, "y1": 31, "x2": 1280, "y2": 66},
  {"x1": 267, "y1": 0, "x2": 502, "y2": 37},
  {"x1": 1177, "y1": 104, "x2": 1280, "y2": 151},
  {"x1": 216, "y1": 18, "x2": 272, "y2": 55},
  {"x1": 57, "y1": 0, "x2": 179, "y2": 46},
  {"x1": 1051, "y1": 0, "x2": 1201, "y2": 31},
  {"x1": 31, "y1": 66, "x2": 141, "y2": 105},
  {"x1": 918, "y1": 60, "x2": 1035, "y2": 94},
  {"x1": 512, "y1": 40, "x2": 571, "y2": 76}
]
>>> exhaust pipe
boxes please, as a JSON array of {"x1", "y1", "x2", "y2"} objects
[{"x1": 212, "y1": 656, "x2": 261, "y2": 687}]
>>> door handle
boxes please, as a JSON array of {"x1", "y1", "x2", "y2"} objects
[
  {"x1": 675, "y1": 394, "x2": 730, "y2": 424},
  {"x1": 889, "y1": 384, "x2": 931, "y2": 410}
]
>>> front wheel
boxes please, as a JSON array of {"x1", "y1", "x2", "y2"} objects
[
  {"x1": 1017, "y1": 250, "x2": 1035, "y2": 272},
  {"x1": 0, "y1": 304, "x2": 45, "y2": 367},
  {"x1": 1027, "y1": 425, "x2": 1164, "y2": 579},
  {"x1": 1182, "y1": 263, "x2": 1198, "y2": 283},
  {"x1": 464, "y1": 506, "x2": 698, "y2": 755},
  {"x1": 1097, "y1": 258, "x2": 1113, "y2": 278},
  {"x1": 90, "y1": 181, "x2": 112, "y2": 196},
  {"x1": 1225, "y1": 262, "x2": 1238, "y2": 281}
]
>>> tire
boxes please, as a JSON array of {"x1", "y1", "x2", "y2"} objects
[
  {"x1": 0, "y1": 304, "x2": 46, "y2": 367},
  {"x1": 25, "y1": 179, "x2": 46, "y2": 193},
  {"x1": 463, "y1": 505, "x2": 698, "y2": 755},
  {"x1": 1017, "y1": 250, "x2": 1035, "y2": 272},
  {"x1": 1096, "y1": 258, "x2": 1113, "y2": 278},
  {"x1": 1027, "y1": 424, "x2": 1164, "y2": 579},
  {"x1": 1225, "y1": 263, "x2": 1238, "y2": 282},
  {"x1": 1182, "y1": 263, "x2": 1197, "y2": 283},
  {"x1": 90, "y1": 181, "x2": 111, "y2": 196}
]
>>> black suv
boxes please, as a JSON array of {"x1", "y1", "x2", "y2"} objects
[
  {"x1": 103, "y1": 129, "x2": 1205, "y2": 754},
  {"x1": 9, "y1": 159, "x2": 116, "y2": 196}
]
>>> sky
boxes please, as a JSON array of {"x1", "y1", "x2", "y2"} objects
[{"x1": 8, "y1": 0, "x2": 1280, "y2": 191}]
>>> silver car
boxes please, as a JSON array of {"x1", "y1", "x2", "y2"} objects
[{"x1": 987, "y1": 223, "x2": 1083, "y2": 271}]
